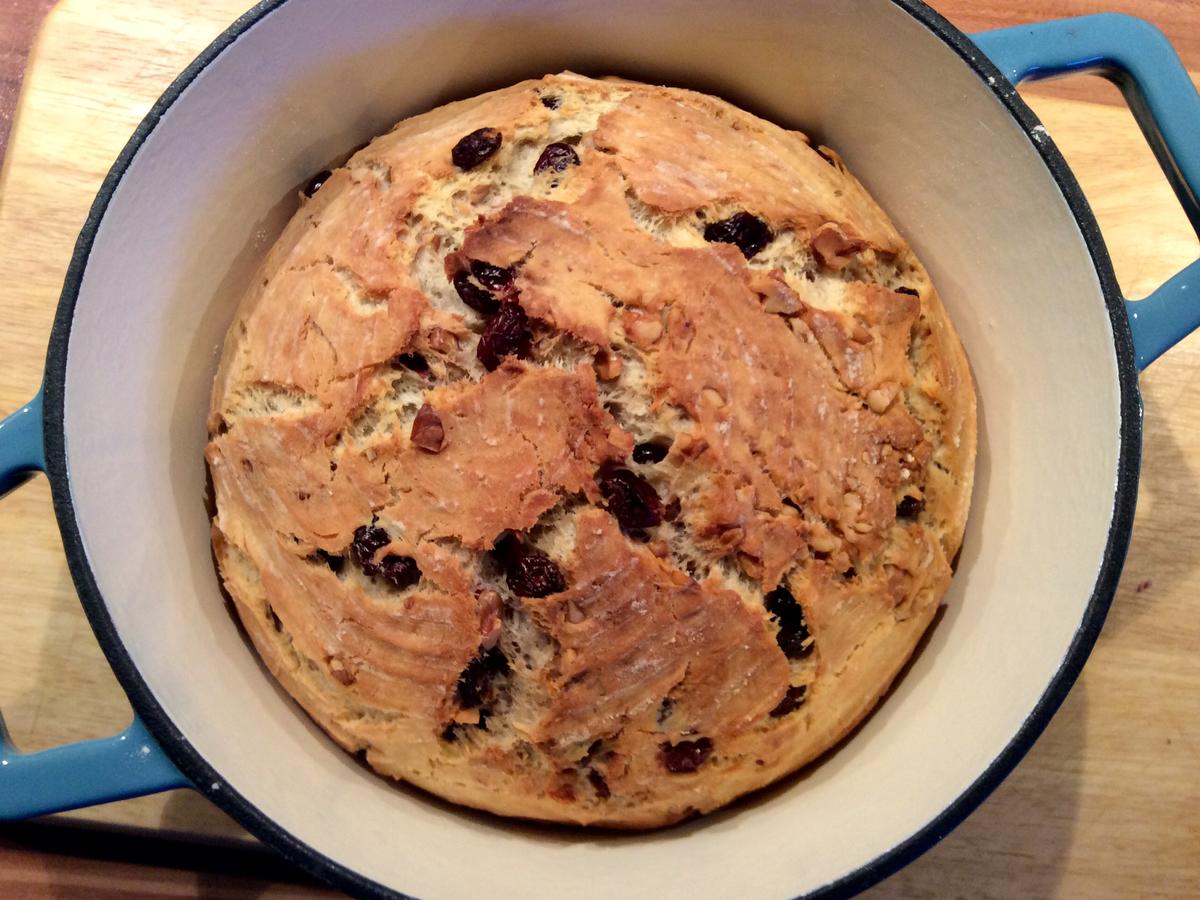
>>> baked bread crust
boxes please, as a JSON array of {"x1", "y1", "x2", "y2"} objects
[{"x1": 206, "y1": 73, "x2": 976, "y2": 828}]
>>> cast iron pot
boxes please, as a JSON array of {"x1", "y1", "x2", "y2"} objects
[{"x1": 2, "y1": 2, "x2": 1198, "y2": 897}]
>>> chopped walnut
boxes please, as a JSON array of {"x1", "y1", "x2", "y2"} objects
[
  {"x1": 478, "y1": 589, "x2": 503, "y2": 649},
  {"x1": 411, "y1": 404, "x2": 446, "y2": 452},
  {"x1": 812, "y1": 223, "x2": 867, "y2": 272},
  {"x1": 594, "y1": 349, "x2": 623, "y2": 380},
  {"x1": 328, "y1": 656, "x2": 356, "y2": 686}
]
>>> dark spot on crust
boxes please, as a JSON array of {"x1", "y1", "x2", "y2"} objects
[
  {"x1": 660, "y1": 738, "x2": 713, "y2": 773},
  {"x1": 596, "y1": 462, "x2": 663, "y2": 532},
  {"x1": 769, "y1": 684, "x2": 808, "y2": 718},
  {"x1": 896, "y1": 495, "x2": 924, "y2": 519},
  {"x1": 587, "y1": 769, "x2": 611, "y2": 799},
  {"x1": 303, "y1": 169, "x2": 332, "y2": 197},
  {"x1": 477, "y1": 301, "x2": 533, "y2": 371},
  {"x1": 764, "y1": 586, "x2": 814, "y2": 660},
  {"x1": 451, "y1": 127, "x2": 502, "y2": 170},
  {"x1": 895, "y1": 286, "x2": 919, "y2": 297},
  {"x1": 534, "y1": 142, "x2": 581, "y2": 174},
  {"x1": 703, "y1": 212, "x2": 773, "y2": 259}
]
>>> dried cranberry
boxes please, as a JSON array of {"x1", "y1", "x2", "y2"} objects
[
  {"x1": 660, "y1": 738, "x2": 713, "y2": 774},
  {"x1": 391, "y1": 352, "x2": 429, "y2": 373},
  {"x1": 312, "y1": 549, "x2": 345, "y2": 574},
  {"x1": 351, "y1": 524, "x2": 421, "y2": 589},
  {"x1": 769, "y1": 684, "x2": 808, "y2": 718},
  {"x1": 377, "y1": 554, "x2": 421, "y2": 590},
  {"x1": 456, "y1": 647, "x2": 509, "y2": 709},
  {"x1": 541, "y1": 95, "x2": 561, "y2": 110},
  {"x1": 477, "y1": 301, "x2": 532, "y2": 371},
  {"x1": 775, "y1": 626, "x2": 811, "y2": 660},
  {"x1": 350, "y1": 525, "x2": 391, "y2": 575},
  {"x1": 896, "y1": 495, "x2": 924, "y2": 519},
  {"x1": 469, "y1": 259, "x2": 516, "y2": 295},
  {"x1": 303, "y1": 169, "x2": 332, "y2": 197},
  {"x1": 895, "y1": 287, "x2": 919, "y2": 297},
  {"x1": 534, "y1": 142, "x2": 580, "y2": 174},
  {"x1": 587, "y1": 769, "x2": 611, "y2": 799},
  {"x1": 632, "y1": 440, "x2": 670, "y2": 464},
  {"x1": 597, "y1": 462, "x2": 663, "y2": 532},
  {"x1": 764, "y1": 586, "x2": 813, "y2": 660},
  {"x1": 495, "y1": 533, "x2": 566, "y2": 597},
  {"x1": 451, "y1": 127, "x2": 502, "y2": 170},
  {"x1": 452, "y1": 270, "x2": 500, "y2": 316},
  {"x1": 703, "y1": 212, "x2": 773, "y2": 259}
]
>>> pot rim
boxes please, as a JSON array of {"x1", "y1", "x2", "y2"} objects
[{"x1": 38, "y1": 0, "x2": 1142, "y2": 897}]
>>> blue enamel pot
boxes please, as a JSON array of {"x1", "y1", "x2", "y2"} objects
[{"x1": 1, "y1": 3, "x2": 1197, "y2": 897}]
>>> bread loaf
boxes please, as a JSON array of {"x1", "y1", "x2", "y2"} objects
[{"x1": 206, "y1": 72, "x2": 976, "y2": 827}]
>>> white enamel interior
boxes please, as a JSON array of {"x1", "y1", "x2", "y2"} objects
[{"x1": 61, "y1": 0, "x2": 1123, "y2": 896}]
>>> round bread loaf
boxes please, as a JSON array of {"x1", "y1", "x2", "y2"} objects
[{"x1": 206, "y1": 72, "x2": 976, "y2": 828}]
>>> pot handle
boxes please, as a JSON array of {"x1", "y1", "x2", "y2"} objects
[
  {"x1": 0, "y1": 392, "x2": 189, "y2": 818},
  {"x1": 973, "y1": 13, "x2": 1200, "y2": 371}
]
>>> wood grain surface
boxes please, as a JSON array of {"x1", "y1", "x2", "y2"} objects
[
  {"x1": 0, "y1": 1, "x2": 1197, "y2": 897},
  {"x1": 0, "y1": 0, "x2": 56, "y2": 160}
]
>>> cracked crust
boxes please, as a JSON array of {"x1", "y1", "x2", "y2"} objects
[{"x1": 207, "y1": 73, "x2": 976, "y2": 828}]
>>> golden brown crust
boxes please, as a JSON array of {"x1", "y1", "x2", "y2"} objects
[{"x1": 207, "y1": 73, "x2": 976, "y2": 827}]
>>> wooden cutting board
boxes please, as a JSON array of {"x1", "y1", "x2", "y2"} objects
[{"x1": 0, "y1": 2, "x2": 1196, "y2": 896}]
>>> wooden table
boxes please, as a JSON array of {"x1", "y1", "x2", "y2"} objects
[{"x1": 1, "y1": 2, "x2": 1197, "y2": 897}]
